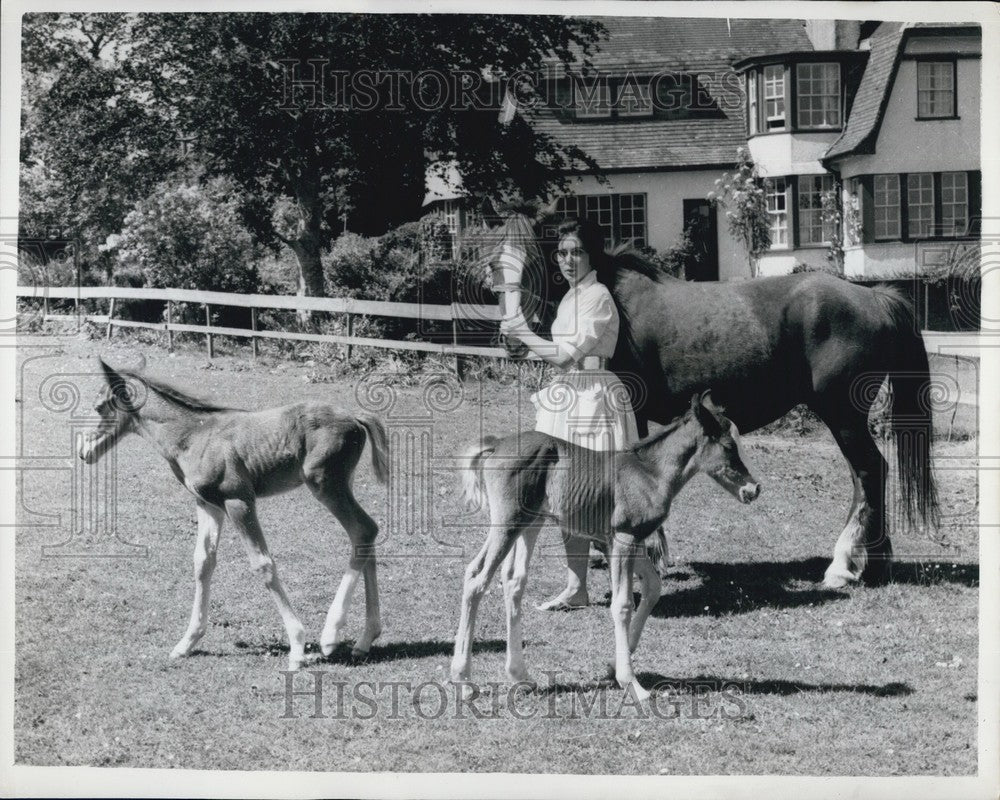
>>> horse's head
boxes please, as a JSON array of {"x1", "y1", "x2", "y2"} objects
[
  {"x1": 78, "y1": 359, "x2": 144, "y2": 464},
  {"x1": 486, "y1": 212, "x2": 559, "y2": 359},
  {"x1": 687, "y1": 391, "x2": 761, "y2": 505}
]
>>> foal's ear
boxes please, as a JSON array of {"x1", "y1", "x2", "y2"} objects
[
  {"x1": 98, "y1": 358, "x2": 138, "y2": 412},
  {"x1": 691, "y1": 391, "x2": 723, "y2": 437}
]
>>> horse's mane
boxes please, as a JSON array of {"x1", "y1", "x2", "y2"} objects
[
  {"x1": 119, "y1": 367, "x2": 238, "y2": 412},
  {"x1": 604, "y1": 243, "x2": 671, "y2": 286},
  {"x1": 627, "y1": 412, "x2": 688, "y2": 454}
]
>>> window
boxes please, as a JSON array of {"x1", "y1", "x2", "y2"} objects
[
  {"x1": 747, "y1": 71, "x2": 758, "y2": 135},
  {"x1": 616, "y1": 78, "x2": 653, "y2": 118},
  {"x1": 797, "y1": 175, "x2": 834, "y2": 245},
  {"x1": 575, "y1": 77, "x2": 611, "y2": 119},
  {"x1": 917, "y1": 61, "x2": 955, "y2": 119},
  {"x1": 907, "y1": 174, "x2": 934, "y2": 238},
  {"x1": 874, "y1": 175, "x2": 901, "y2": 240},
  {"x1": 796, "y1": 63, "x2": 841, "y2": 128},
  {"x1": 556, "y1": 194, "x2": 647, "y2": 249},
  {"x1": 766, "y1": 178, "x2": 789, "y2": 247},
  {"x1": 763, "y1": 65, "x2": 786, "y2": 130},
  {"x1": 941, "y1": 172, "x2": 968, "y2": 235},
  {"x1": 618, "y1": 194, "x2": 647, "y2": 247}
]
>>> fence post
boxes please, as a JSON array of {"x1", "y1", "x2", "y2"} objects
[
  {"x1": 106, "y1": 297, "x2": 115, "y2": 340},
  {"x1": 205, "y1": 304, "x2": 214, "y2": 359},
  {"x1": 251, "y1": 307, "x2": 259, "y2": 359},
  {"x1": 43, "y1": 296, "x2": 50, "y2": 320},
  {"x1": 346, "y1": 313, "x2": 354, "y2": 361},
  {"x1": 166, "y1": 301, "x2": 174, "y2": 351}
]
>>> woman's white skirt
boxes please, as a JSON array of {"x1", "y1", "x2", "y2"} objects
[{"x1": 531, "y1": 368, "x2": 639, "y2": 452}]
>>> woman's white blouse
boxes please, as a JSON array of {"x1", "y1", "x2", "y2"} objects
[{"x1": 550, "y1": 271, "x2": 619, "y2": 363}]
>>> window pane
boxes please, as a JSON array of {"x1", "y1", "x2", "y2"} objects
[
  {"x1": 797, "y1": 63, "x2": 841, "y2": 128},
  {"x1": 576, "y1": 78, "x2": 611, "y2": 118},
  {"x1": 874, "y1": 175, "x2": 900, "y2": 239},
  {"x1": 616, "y1": 79, "x2": 653, "y2": 117},
  {"x1": 907, "y1": 173, "x2": 934, "y2": 238},
  {"x1": 618, "y1": 194, "x2": 647, "y2": 247},
  {"x1": 763, "y1": 65, "x2": 785, "y2": 129},
  {"x1": 941, "y1": 172, "x2": 968, "y2": 235},
  {"x1": 797, "y1": 174, "x2": 834, "y2": 244},
  {"x1": 917, "y1": 62, "x2": 955, "y2": 118},
  {"x1": 584, "y1": 195, "x2": 614, "y2": 248},
  {"x1": 767, "y1": 178, "x2": 788, "y2": 246}
]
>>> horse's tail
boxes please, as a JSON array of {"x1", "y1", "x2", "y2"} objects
[
  {"x1": 357, "y1": 415, "x2": 389, "y2": 485},
  {"x1": 459, "y1": 436, "x2": 499, "y2": 512},
  {"x1": 873, "y1": 286, "x2": 940, "y2": 529}
]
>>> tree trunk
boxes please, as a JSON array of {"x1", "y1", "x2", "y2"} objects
[{"x1": 288, "y1": 178, "x2": 325, "y2": 324}]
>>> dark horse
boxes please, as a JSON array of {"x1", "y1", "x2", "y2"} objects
[{"x1": 489, "y1": 212, "x2": 937, "y2": 588}]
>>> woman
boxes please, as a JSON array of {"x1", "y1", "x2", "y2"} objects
[{"x1": 500, "y1": 216, "x2": 646, "y2": 610}]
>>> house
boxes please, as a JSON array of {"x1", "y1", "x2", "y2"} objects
[
  {"x1": 423, "y1": 17, "x2": 982, "y2": 289},
  {"x1": 737, "y1": 21, "x2": 982, "y2": 279}
]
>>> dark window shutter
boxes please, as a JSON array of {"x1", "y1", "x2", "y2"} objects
[{"x1": 968, "y1": 170, "x2": 982, "y2": 236}]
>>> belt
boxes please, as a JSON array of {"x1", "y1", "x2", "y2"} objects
[{"x1": 580, "y1": 356, "x2": 609, "y2": 370}]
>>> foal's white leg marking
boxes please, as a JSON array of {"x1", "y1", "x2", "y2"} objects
[
  {"x1": 321, "y1": 569, "x2": 360, "y2": 656},
  {"x1": 628, "y1": 552, "x2": 661, "y2": 654},
  {"x1": 451, "y1": 525, "x2": 519, "y2": 697},
  {"x1": 171, "y1": 501, "x2": 225, "y2": 659},
  {"x1": 502, "y1": 526, "x2": 540, "y2": 684},
  {"x1": 609, "y1": 535, "x2": 650, "y2": 703},
  {"x1": 227, "y1": 499, "x2": 306, "y2": 671}
]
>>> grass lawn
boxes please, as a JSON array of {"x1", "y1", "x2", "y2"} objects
[{"x1": 13, "y1": 331, "x2": 980, "y2": 775}]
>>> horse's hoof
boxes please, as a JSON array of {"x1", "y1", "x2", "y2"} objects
[
  {"x1": 822, "y1": 568, "x2": 857, "y2": 590},
  {"x1": 169, "y1": 643, "x2": 191, "y2": 659},
  {"x1": 350, "y1": 647, "x2": 371, "y2": 663},
  {"x1": 452, "y1": 681, "x2": 478, "y2": 702},
  {"x1": 287, "y1": 656, "x2": 306, "y2": 671},
  {"x1": 320, "y1": 641, "x2": 336, "y2": 657}
]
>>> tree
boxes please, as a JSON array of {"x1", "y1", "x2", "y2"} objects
[
  {"x1": 125, "y1": 14, "x2": 603, "y2": 296},
  {"x1": 19, "y1": 14, "x2": 182, "y2": 275}
]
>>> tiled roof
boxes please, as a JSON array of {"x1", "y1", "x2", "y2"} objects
[
  {"x1": 823, "y1": 23, "x2": 907, "y2": 161},
  {"x1": 532, "y1": 17, "x2": 813, "y2": 171}
]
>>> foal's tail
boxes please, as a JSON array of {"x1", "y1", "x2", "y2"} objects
[
  {"x1": 459, "y1": 437, "x2": 499, "y2": 512},
  {"x1": 873, "y1": 286, "x2": 940, "y2": 529},
  {"x1": 357, "y1": 415, "x2": 389, "y2": 484}
]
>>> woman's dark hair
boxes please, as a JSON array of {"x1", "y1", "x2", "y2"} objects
[{"x1": 556, "y1": 216, "x2": 613, "y2": 286}]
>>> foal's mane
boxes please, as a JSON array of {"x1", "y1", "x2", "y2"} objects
[
  {"x1": 119, "y1": 367, "x2": 238, "y2": 412},
  {"x1": 627, "y1": 413, "x2": 688, "y2": 455}
]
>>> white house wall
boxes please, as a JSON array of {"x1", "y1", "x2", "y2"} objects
[
  {"x1": 561, "y1": 170, "x2": 749, "y2": 281},
  {"x1": 749, "y1": 131, "x2": 841, "y2": 177},
  {"x1": 838, "y1": 57, "x2": 980, "y2": 180}
]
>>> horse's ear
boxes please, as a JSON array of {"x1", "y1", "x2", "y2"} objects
[
  {"x1": 98, "y1": 357, "x2": 120, "y2": 385},
  {"x1": 692, "y1": 391, "x2": 723, "y2": 437}
]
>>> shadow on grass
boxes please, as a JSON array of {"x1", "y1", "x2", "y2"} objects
[
  {"x1": 323, "y1": 638, "x2": 507, "y2": 665},
  {"x1": 195, "y1": 638, "x2": 507, "y2": 665},
  {"x1": 537, "y1": 673, "x2": 912, "y2": 698},
  {"x1": 600, "y1": 557, "x2": 982, "y2": 619}
]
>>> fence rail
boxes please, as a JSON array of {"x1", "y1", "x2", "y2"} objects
[
  {"x1": 15, "y1": 284, "x2": 520, "y2": 364},
  {"x1": 16, "y1": 284, "x2": 979, "y2": 361}
]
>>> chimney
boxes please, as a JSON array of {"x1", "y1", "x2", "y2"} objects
[{"x1": 805, "y1": 19, "x2": 862, "y2": 51}]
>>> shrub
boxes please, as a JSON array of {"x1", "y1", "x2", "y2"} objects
[{"x1": 116, "y1": 177, "x2": 260, "y2": 296}]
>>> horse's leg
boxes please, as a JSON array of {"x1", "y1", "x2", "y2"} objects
[
  {"x1": 815, "y1": 411, "x2": 891, "y2": 588},
  {"x1": 305, "y1": 467, "x2": 382, "y2": 658},
  {"x1": 225, "y1": 497, "x2": 306, "y2": 670},
  {"x1": 536, "y1": 530, "x2": 590, "y2": 611},
  {"x1": 451, "y1": 519, "x2": 522, "y2": 695},
  {"x1": 628, "y1": 551, "x2": 661, "y2": 654},
  {"x1": 634, "y1": 415, "x2": 670, "y2": 579},
  {"x1": 501, "y1": 524, "x2": 541, "y2": 684},
  {"x1": 171, "y1": 500, "x2": 225, "y2": 659},
  {"x1": 609, "y1": 533, "x2": 649, "y2": 702}
]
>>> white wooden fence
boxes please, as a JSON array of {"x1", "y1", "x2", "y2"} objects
[{"x1": 15, "y1": 285, "x2": 517, "y2": 365}]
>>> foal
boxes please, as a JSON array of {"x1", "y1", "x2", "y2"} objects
[
  {"x1": 79, "y1": 359, "x2": 388, "y2": 670},
  {"x1": 452, "y1": 391, "x2": 760, "y2": 701}
]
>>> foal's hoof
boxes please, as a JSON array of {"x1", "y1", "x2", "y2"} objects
[
  {"x1": 350, "y1": 647, "x2": 371, "y2": 663},
  {"x1": 169, "y1": 642, "x2": 193, "y2": 659},
  {"x1": 451, "y1": 681, "x2": 478, "y2": 702},
  {"x1": 287, "y1": 655, "x2": 306, "y2": 671}
]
